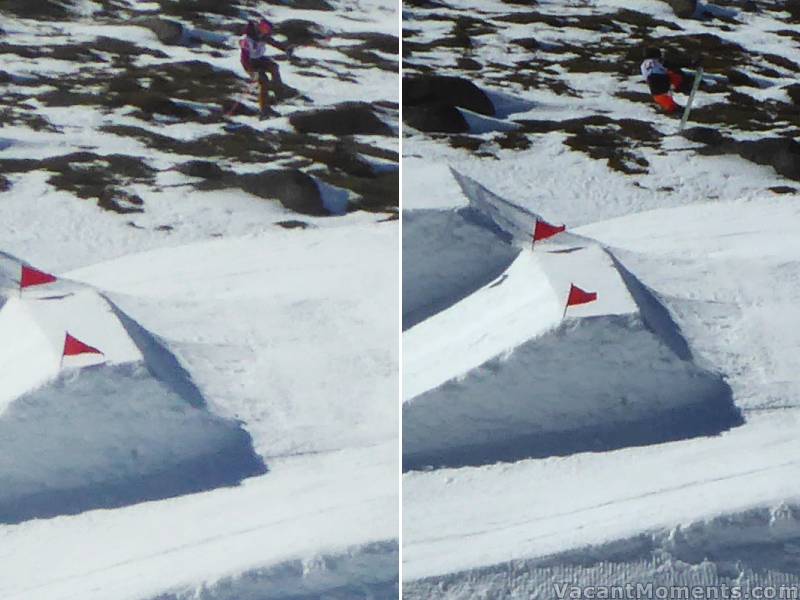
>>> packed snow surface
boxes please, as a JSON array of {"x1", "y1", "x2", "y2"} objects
[
  {"x1": 403, "y1": 0, "x2": 800, "y2": 593},
  {"x1": 0, "y1": 0, "x2": 399, "y2": 594}
]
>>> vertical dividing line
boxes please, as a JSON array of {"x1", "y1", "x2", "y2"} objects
[{"x1": 397, "y1": 0, "x2": 404, "y2": 591}]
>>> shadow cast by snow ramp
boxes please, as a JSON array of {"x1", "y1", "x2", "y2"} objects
[
  {"x1": 0, "y1": 363, "x2": 265, "y2": 524},
  {"x1": 403, "y1": 209, "x2": 519, "y2": 330},
  {"x1": 404, "y1": 314, "x2": 741, "y2": 471}
]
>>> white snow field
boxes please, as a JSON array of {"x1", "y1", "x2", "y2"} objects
[
  {"x1": 0, "y1": 0, "x2": 399, "y2": 596},
  {"x1": 403, "y1": 0, "x2": 800, "y2": 595},
  {"x1": 0, "y1": 218, "x2": 399, "y2": 600}
]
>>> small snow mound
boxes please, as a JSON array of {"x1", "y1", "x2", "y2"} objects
[{"x1": 458, "y1": 108, "x2": 521, "y2": 134}]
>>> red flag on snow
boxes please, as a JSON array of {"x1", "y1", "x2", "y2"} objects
[
  {"x1": 566, "y1": 284, "x2": 598, "y2": 308},
  {"x1": 63, "y1": 333, "x2": 103, "y2": 357},
  {"x1": 532, "y1": 219, "x2": 566, "y2": 248},
  {"x1": 20, "y1": 265, "x2": 57, "y2": 289}
]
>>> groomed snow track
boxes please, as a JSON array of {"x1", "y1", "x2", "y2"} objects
[{"x1": 405, "y1": 502, "x2": 800, "y2": 600}]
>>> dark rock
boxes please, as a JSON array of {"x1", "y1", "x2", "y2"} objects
[
  {"x1": 289, "y1": 103, "x2": 392, "y2": 136},
  {"x1": 237, "y1": 169, "x2": 329, "y2": 216},
  {"x1": 275, "y1": 20, "x2": 328, "y2": 46},
  {"x1": 108, "y1": 91, "x2": 199, "y2": 120},
  {"x1": 735, "y1": 138, "x2": 800, "y2": 180},
  {"x1": 0, "y1": 0, "x2": 70, "y2": 18},
  {"x1": 788, "y1": 0, "x2": 800, "y2": 22},
  {"x1": 785, "y1": 84, "x2": 800, "y2": 105},
  {"x1": 275, "y1": 220, "x2": 311, "y2": 229},
  {"x1": 0, "y1": 175, "x2": 10, "y2": 192},
  {"x1": 664, "y1": 0, "x2": 698, "y2": 18},
  {"x1": 456, "y1": 58, "x2": 482, "y2": 71},
  {"x1": 133, "y1": 17, "x2": 186, "y2": 45},
  {"x1": 343, "y1": 32, "x2": 399, "y2": 55},
  {"x1": 159, "y1": 0, "x2": 239, "y2": 16},
  {"x1": 263, "y1": 0, "x2": 334, "y2": 10},
  {"x1": 404, "y1": 75, "x2": 495, "y2": 116},
  {"x1": 512, "y1": 37, "x2": 540, "y2": 51},
  {"x1": 682, "y1": 127, "x2": 729, "y2": 146},
  {"x1": 0, "y1": 71, "x2": 13, "y2": 84},
  {"x1": 725, "y1": 68, "x2": 759, "y2": 87},
  {"x1": 769, "y1": 186, "x2": 797, "y2": 194},
  {"x1": 175, "y1": 160, "x2": 228, "y2": 180},
  {"x1": 98, "y1": 188, "x2": 145, "y2": 214},
  {"x1": 703, "y1": 138, "x2": 800, "y2": 181},
  {"x1": 403, "y1": 103, "x2": 470, "y2": 134}
]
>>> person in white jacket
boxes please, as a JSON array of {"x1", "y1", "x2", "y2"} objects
[{"x1": 641, "y1": 47, "x2": 697, "y2": 114}]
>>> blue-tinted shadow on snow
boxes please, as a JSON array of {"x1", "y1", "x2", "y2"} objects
[
  {"x1": 402, "y1": 208, "x2": 519, "y2": 330},
  {"x1": 403, "y1": 310, "x2": 743, "y2": 472},
  {"x1": 403, "y1": 391, "x2": 743, "y2": 472},
  {"x1": 0, "y1": 366, "x2": 266, "y2": 524},
  {"x1": 103, "y1": 295, "x2": 207, "y2": 408}
]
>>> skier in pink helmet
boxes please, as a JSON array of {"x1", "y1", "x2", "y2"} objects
[{"x1": 239, "y1": 18, "x2": 292, "y2": 117}]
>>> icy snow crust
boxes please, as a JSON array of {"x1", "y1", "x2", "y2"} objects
[{"x1": 403, "y1": 0, "x2": 800, "y2": 592}]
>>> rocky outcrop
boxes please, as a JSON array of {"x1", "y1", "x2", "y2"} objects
[
  {"x1": 697, "y1": 137, "x2": 800, "y2": 181},
  {"x1": 235, "y1": 169, "x2": 330, "y2": 216},
  {"x1": 664, "y1": 0, "x2": 698, "y2": 18},
  {"x1": 289, "y1": 103, "x2": 393, "y2": 136},
  {"x1": 404, "y1": 75, "x2": 495, "y2": 116},
  {"x1": 403, "y1": 104, "x2": 470, "y2": 134},
  {"x1": 133, "y1": 17, "x2": 186, "y2": 45},
  {"x1": 175, "y1": 160, "x2": 229, "y2": 180}
]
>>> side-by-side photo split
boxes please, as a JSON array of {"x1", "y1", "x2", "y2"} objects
[
  {"x1": 402, "y1": 0, "x2": 800, "y2": 598},
  {"x1": 2, "y1": 0, "x2": 800, "y2": 598},
  {"x1": 0, "y1": 0, "x2": 398, "y2": 598}
]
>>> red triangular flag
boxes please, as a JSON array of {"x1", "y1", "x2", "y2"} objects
[
  {"x1": 20, "y1": 265, "x2": 57, "y2": 289},
  {"x1": 532, "y1": 219, "x2": 566, "y2": 247},
  {"x1": 566, "y1": 284, "x2": 598, "y2": 308},
  {"x1": 63, "y1": 333, "x2": 103, "y2": 357}
]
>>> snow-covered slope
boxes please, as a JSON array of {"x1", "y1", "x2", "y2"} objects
[
  {"x1": 0, "y1": 0, "x2": 398, "y2": 596},
  {"x1": 1, "y1": 0, "x2": 398, "y2": 271},
  {"x1": 403, "y1": 0, "x2": 800, "y2": 594},
  {"x1": 0, "y1": 216, "x2": 399, "y2": 599}
]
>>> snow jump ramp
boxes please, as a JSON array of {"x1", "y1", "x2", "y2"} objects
[
  {"x1": 0, "y1": 256, "x2": 265, "y2": 523},
  {"x1": 402, "y1": 175, "x2": 742, "y2": 471}
]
